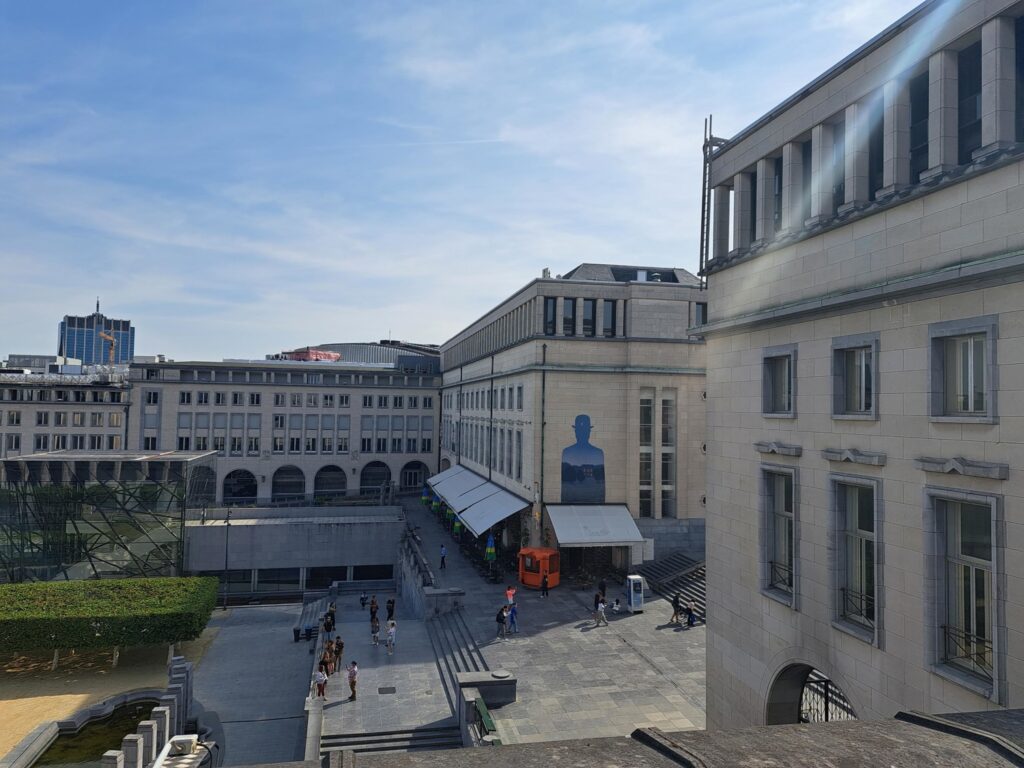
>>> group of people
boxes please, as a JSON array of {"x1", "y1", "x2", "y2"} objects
[
  {"x1": 495, "y1": 584, "x2": 519, "y2": 639},
  {"x1": 313, "y1": 602, "x2": 359, "y2": 701},
  {"x1": 312, "y1": 593, "x2": 404, "y2": 701},
  {"x1": 670, "y1": 592, "x2": 700, "y2": 627}
]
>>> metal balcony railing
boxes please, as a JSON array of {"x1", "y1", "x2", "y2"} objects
[
  {"x1": 942, "y1": 624, "x2": 993, "y2": 680},
  {"x1": 769, "y1": 560, "x2": 793, "y2": 592},
  {"x1": 840, "y1": 587, "x2": 875, "y2": 628}
]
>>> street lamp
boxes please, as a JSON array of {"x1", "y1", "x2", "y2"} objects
[{"x1": 221, "y1": 509, "x2": 232, "y2": 610}]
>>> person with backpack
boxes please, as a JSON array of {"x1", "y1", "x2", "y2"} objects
[{"x1": 495, "y1": 605, "x2": 508, "y2": 639}]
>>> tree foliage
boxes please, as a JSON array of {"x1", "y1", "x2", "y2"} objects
[{"x1": 0, "y1": 577, "x2": 218, "y2": 653}]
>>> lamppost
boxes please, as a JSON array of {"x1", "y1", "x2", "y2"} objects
[{"x1": 221, "y1": 508, "x2": 232, "y2": 610}]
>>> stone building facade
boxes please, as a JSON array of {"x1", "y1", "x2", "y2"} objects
[
  {"x1": 439, "y1": 264, "x2": 707, "y2": 563},
  {"x1": 702, "y1": 0, "x2": 1024, "y2": 728}
]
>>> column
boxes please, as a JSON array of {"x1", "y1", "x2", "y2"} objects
[
  {"x1": 731, "y1": 172, "x2": 753, "y2": 251},
  {"x1": 120, "y1": 735, "x2": 143, "y2": 768},
  {"x1": 554, "y1": 297, "x2": 564, "y2": 336},
  {"x1": 754, "y1": 157, "x2": 776, "y2": 243},
  {"x1": 842, "y1": 101, "x2": 870, "y2": 208},
  {"x1": 712, "y1": 185, "x2": 731, "y2": 259},
  {"x1": 136, "y1": 722, "x2": 157, "y2": 765},
  {"x1": 880, "y1": 78, "x2": 910, "y2": 195},
  {"x1": 574, "y1": 297, "x2": 583, "y2": 336},
  {"x1": 924, "y1": 49, "x2": 958, "y2": 178},
  {"x1": 807, "y1": 123, "x2": 835, "y2": 223},
  {"x1": 615, "y1": 299, "x2": 625, "y2": 337},
  {"x1": 979, "y1": 16, "x2": 1017, "y2": 155},
  {"x1": 780, "y1": 141, "x2": 804, "y2": 232},
  {"x1": 101, "y1": 751, "x2": 124, "y2": 768}
]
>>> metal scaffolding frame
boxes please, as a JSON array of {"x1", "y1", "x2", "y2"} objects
[{"x1": 0, "y1": 452, "x2": 217, "y2": 583}]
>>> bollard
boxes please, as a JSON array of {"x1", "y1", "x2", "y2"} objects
[
  {"x1": 151, "y1": 707, "x2": 171, "y2": 750},
  {"x1": 121, "y1": 735, "x2": 143, "y2": 768},
  {"x1": 137, "y1": 720, "x2": 157, "y2": 764},
  {"x1": 158, "y1": 695, "x2": 178, "y2": 737},
  {"x1": 101, "y1": 750, "x2": 124, "y2": 768}
]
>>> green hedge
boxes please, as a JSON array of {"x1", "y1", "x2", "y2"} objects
[{"x1": 0, "y1": 577, "x2": 218, "y2": 653}]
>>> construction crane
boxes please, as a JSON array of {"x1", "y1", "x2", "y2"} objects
[{"x1": 98, "y1": 330, "x2": 117, "y2": 365}]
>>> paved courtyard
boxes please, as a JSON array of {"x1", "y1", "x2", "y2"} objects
[{"x1": 404, "y1": 499, "x2": 706, "y2": 745}]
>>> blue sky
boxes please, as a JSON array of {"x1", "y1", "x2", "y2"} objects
[{"x1": 1, "y1": 0, "x2": 921, "y2": 360}]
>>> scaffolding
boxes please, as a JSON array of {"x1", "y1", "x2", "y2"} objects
[{"x1": 0, "y1": 452, "x2": 217, "y2": 583}]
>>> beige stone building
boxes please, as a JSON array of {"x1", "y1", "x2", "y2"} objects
[
  {"x1": 438, "y1": 264, "x2": 707, "y2": 569},
  {"x1": 702, "y1": 0, "x2": 1024, "y2": 728}
]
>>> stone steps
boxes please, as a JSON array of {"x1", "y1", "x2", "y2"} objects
[
  {"x1": 637, "y1": 554, "x2": 707, "y2": 618},
  {"x1": 425, "y1": 608, "x2": 490, "y2": 717},
  {"x1": 320, "y1": 725, "x2": 463, "y2": 754}
]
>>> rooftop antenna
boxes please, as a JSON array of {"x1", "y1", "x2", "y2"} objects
[{"x1": 96, "y1": 297, "x2": 100, "y2": 313}]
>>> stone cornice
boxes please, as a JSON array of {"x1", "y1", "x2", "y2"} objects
[
  {"x1": 822, "y1": 448, "x2": 887, "y2": 467},
  {"x1": 915, "y1": 456, "x2": 1009, "y2": 480},
  {"x1": 754, "y1": 441, "x2": 802, "y2": 458}
]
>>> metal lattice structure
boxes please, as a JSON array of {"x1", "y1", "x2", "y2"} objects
[{"x1": 0, "y1": 451, "x2": 217, "y2": 583}]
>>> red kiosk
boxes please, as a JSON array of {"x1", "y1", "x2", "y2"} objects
[{"x1": 518, "y1": 547, "x2": 560, "y2": 589}]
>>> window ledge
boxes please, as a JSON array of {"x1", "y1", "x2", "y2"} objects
[
  {"x1": 763, "y1": 412, "x2": 797, "y2": 420},
  {"x1": 761, "y1": 586, "x2": 795, "y2": 609},
  {"x1": 930, "y1": 663, "x2": 996, "y2": 702},
  {"x1": 832, "y1": 413, "x2": 878, "y2": 422},
  {"x1": 831, "y1": 618, "x2": 876, "y2": 647},
  {"x1": 929, "y1": 415, "x2": 997, "y2": 425}
]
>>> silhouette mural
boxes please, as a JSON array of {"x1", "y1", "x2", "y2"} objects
[{"x1": 560, "y1": 414, "x2": 606, "y2": 503}]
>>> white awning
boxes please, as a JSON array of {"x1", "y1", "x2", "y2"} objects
[
  {"x1": 546, "y1": 504, "x2": 644, "y2": 547},
  {"x1": 461, "y1": 489, "x2": 529, "y2": 538},
  {"x1": 426, "y1": 465, "x2": 530, "y2": 537}
]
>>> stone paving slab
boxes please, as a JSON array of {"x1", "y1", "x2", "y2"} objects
[
  {"x1": 404, "y1": 499, "x2": 706, "y2": 745},
  {"x1": 320, "y1": 604, "x2": 454, "y2": 736}
]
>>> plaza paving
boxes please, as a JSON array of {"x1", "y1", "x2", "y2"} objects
[{"x1": 404, "y1": 499, "x2": 706, "y2": 745}]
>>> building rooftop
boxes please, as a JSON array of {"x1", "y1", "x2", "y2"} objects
[{"x1": 561, "y1": 263, "x2": 701, "y2": 286}]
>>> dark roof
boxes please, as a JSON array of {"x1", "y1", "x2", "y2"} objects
[{"x1": 561, "y1": 263, "x2": 701, "y2": 286}]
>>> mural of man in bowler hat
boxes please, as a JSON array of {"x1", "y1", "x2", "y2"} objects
[{"x1": 560, "y1": 414, "x2": 605, "y2": 503}]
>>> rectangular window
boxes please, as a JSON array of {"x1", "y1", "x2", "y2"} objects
[
  {"x1": 376, "y1": 437, "x2": 387, "y2": 453},
  {"x1": 197, "y1": 391, "x2": 209, "y2": 405},
  {"x1": 71, "y1": 411, "x2": 83, "y2": 426},
  {"x1": 36, "y1": 411, "x2": 49, "y2": 426},
  {"x1": 107, "y1": 435, "x2": 121, "y2": 450},
  {"x1": 958, "y1": 42, "x2": 982, "y2": 165},
  {"x1": 323, "y1": 394, "x2": 335, "y2": 408},
  {"x1": 248, "y1": 436, "x2": 260, "y2": 455},
  {"x1": 516, "y1": 385, "x2": 523, "y2": 410},
  {"x1": 215, "y1": 392, "x2": 226, "y2": 405},
  {"x1": 831, "y1": 121, "x2": 845, "y2": 213},
  {"x1": 772, "y1": 156, "x2": 783, "y2": 232},
  {"x1": 177, "y1": 436, "x2": 191, "y2": 451},
  {"x1": 421, "y1": 437, "x2": 432, "y2": 453},
  {"x1": 142, "y1": 436, "x2": 156, "y2": 451},
  {"x1": 800, "y1": 139, "x2": 812, "y2": 223},
  {"x1": 361, "y1": 437, "x2": 372, "y2": 452},
  {"x1": 407, "y1": 396, "x2": 417, "y2": 408},
  {"x1": 363, "y1": 395, "x2": 373, "y2": 408},
  {"x1": 639, "y1": 391, "x2": 654, "y2": 518},
  {"x1": 274, "y1": 393, "x2": 285, "y2": 407},
  {"x1": 695, "y1": 302, "x2": 708, "y2": 326},
  {"x1": 291, "y1": 393, "x2": 302, "y2": 407},
  {"x1": 602, "y1": 300, "x2": 616, "y2": 337},
  {"x1": 272, "y1": 436, "x2": 284, "y2": 452},
  {"x1": 337, "y1": 435, "x2": 349, "y2": 453},
  {"x1": 515, "y1": 430, "x2": 523, "y2": 481},
  {"x1": 52, "y1": 434, "x2": 67, "y2": 450},
  {"x1": 74, "y1": 390, "x2": 87, "y2": 402},
  {"x1": 544, "y1": 297, "x2": 557, "y2": 335},
  {"x1": 766, "y1": 470, "x2": 795, "y2": 595},
  {"x1": 407, "y1": 437, "x2": 418, "y2": 453},
  {"x1": 250, "y1": 393, "x2": 261, "y2": 406},
  {"x1": 304, "y1": 436, "x2": 317, "y2": 453},
  {"x1": 273, "y1": 414, "x2": 285, "y2": 429},
  {"x1": 230, "y1": 436, "x2": 242, "y2": 454},
  {"x1": 639, "y1": 396, "x2": 653, "y2": 447},
  {"x1": 378, "y1": 395, "x2": 388, "y2": 408},
  {"x1": 836, "y1": 481, "x2": 876, "y2": 632},
  {"x1": 832, "y1": 334, "x2": 878, "y2": 419},
  {"x1": 562, "y1": 298, "x2": 576, "y2": 335},
  {"x1": 109, "y1": 412, "x2": 122, "y2": 428},
  {"x1": 88, "y1": 434, "x2": 102, "y2": 450},
  {"x1": 6, "y1": 434, "x2": 20, "y2": 451},
  {"x1": 391, "y1": 437, "x2": 402, "y2": 453},
  {"x1": 763, "y1": 345, "x2": 797, "y2": 417},
  {"x1": 500, "y1": 388, "x2": 506, "y2": 410},
  {"x1": 940, "y1": 497, "x2": 994, "y2": 682},
  {"x1": 339, "y1": 394, "x2": 350, "y2": 407},
  {"x1": 909, "y1": 71, "x2": 929, "y2": 182},
  {"x1": 423, "y1": 396, "x2": 433, "y2": 409},
  {"x1": 582, "y1": 299, "x2": 596, "y2": 337},
  {"x1": 213, "y1": 436, "x2": 225, "y2": 454},
  {"x1": 307, "y1": 393, "x2": 318, "y2": 407},
  {"x1": 146, "y1": 391, "x2": 159, "y2": 405},
  {"x1": 54, "y1": 411, "x2": 67, "y2": 427},
  {"x1": 393, "y1": 395, "x2": 403, "y2": 408},
  {"x1": 929, "y1": 317, "x2": 996, "y2": 421},
  {"x1": 867, "y1": 96, "x2": 884, "y2": 199},
  {"x1": 230, "y1": 392, "x2": 242, "y2": 406},
  {"x1": 195, "y1": 436, "x2": 208, "y2": 451},
  {"x1": 289, "y1": 436, "x2": 301, "y2": 452},
  {"x1": 180, "y1": 391, "x2": 192, "y2": 405},
  {"x1": 90, "y1": 412, "x2": 103, "y2": 427},
  {"x1": 34, "y1": 434, "x2": 49, "y2": 451},
  {"x1": 8, "y1": 410, "x2": 20, "y2": 426}
]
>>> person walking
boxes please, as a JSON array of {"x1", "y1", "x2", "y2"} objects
[
  {"x1": 371, "y1": 616, "x2": 380, "y2": 646},
  {"x1": 369, "y1": 596, "x2": 378, "y2": 622},
  {"x1": 360, "y1": 591, "x2": 368, "y2": 610},
  {"x1": 314, "y1": 664, "x2": 328, "y2": 699},
  {"x1": 320, "y1": 645, "x2": 334, "y2": 676},
  {"x1": 595, "y1": 598, "x2": 609, "y2": 627},
  {"x1": 386, "y1": 620, "x2": 397, "y2": 655},
  {"x1": 347, "y1": 661, "x2": 358, "y2": 701},
  {"x1": 495, "y1": 606, "x2": 508, "y2": 639},
  {"x1": 505, "y1": 585, "x2": 517, "y2": 605},
  {"x1": 598, "y1": 579, "x2": 607, "y2": 602},
  {"x1": 592, "y1": 590, "x2": 602, "y2": 622},
  {"x1": 440, "y1": 544, "x2": 447, "y2": 570},
  {"x1": 386, "y1": 597, "x2": 396, "y2": 621},
  {"x1": 540, "y1": 574, "x2": 549, "y2": 598},
  {"x1": 334, "y1": 636, "x2": 344, "y2": 663},
  {"x1": 686, "y1": 599, "x2": 698, "y2": 627},
  {"x1": 323, "y1": 612, "x2": 335, "y2": 641},
  {"x1": 508, "y1": 602, "x2": 519, "y2": 634},
  {"x1": 670, "y1": 592, "x2": 682, "y2": 625}
]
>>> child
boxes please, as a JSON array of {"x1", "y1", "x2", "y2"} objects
[
  {"x1": 386, "y1": 620, "x2": 397, "y2": 655},
  {"x1": 360, "y1": 591, "x2": 368, "y2": 610}
]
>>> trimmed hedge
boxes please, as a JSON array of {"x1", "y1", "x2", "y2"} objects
[{"x1": 0, "y1": 577, "x2": 218, "y2": 653}]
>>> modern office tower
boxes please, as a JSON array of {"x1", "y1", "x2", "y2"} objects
[{"x1": 58, "y1": 301, "x2": 135, "y2": 365}]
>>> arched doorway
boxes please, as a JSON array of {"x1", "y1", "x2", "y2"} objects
[
  {"x1": 440, "y1": 458, "x2": 451, "y2": 471},
  {"x1": 314, "y1": 465, "x2": 348, "y2": 503},
  {"x1": 188, "y1": 465, "x2": 217, "y2": 507},
  {"x1": 766, "y1": 664, "x2": 856, "y2": 724},
  {"x1": 223, "y1": 469, "x2": 257, "y2": 506},
  {"x1": 360, "y1": 462, "x2": 391, "y2": 495},
  {"x1": 400, "y1": 461, "x2": 429, "y2": 492},
  {"x1": 271, "y1": 466, "x2": 306, "y2": 503}
]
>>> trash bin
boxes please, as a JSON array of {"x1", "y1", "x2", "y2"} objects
[
  {"x1": 625, "y1": 575, "x2": 644, "y2": 613},
  {"x1": 304, "y1": 625, "x2": 313, "y2": 641},
  {"x1": 293, "y1": 627, "x2": 301, "y2": 643}
]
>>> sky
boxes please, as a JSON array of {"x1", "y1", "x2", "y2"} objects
[{"x1": 0, "y1": 0, "x2": 923, "y2": 360}]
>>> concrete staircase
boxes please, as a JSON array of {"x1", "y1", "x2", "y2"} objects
[
  {"x1": 320, "y1": 724, "x2": 463, "y2": 754},
  {"x1": 425, "y1": 609, "x2": 490, "y2": 715},
  {"x1": 636, "y1": 552, "x2": 707, "y2": 618}
]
